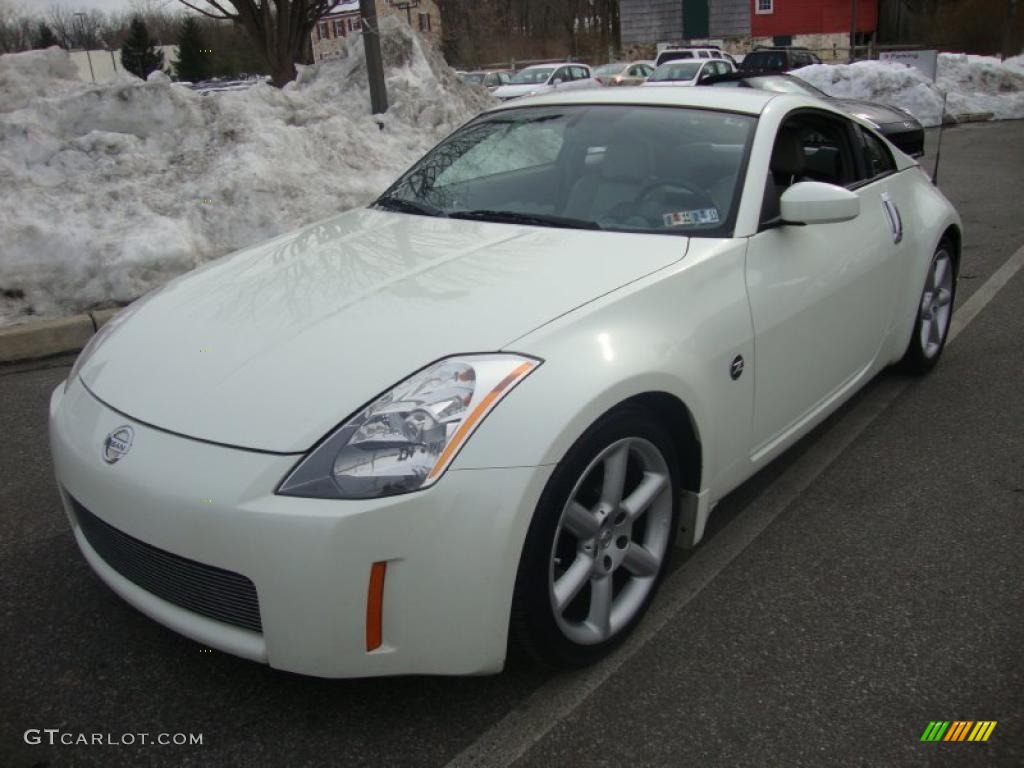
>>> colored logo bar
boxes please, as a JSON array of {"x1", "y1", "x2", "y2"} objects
[{"x1": 920, "y1": 721, "x2": 997, "y2": 742}]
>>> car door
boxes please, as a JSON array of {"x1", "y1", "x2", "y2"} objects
[
  {"x1": 549, "y1": 66, "x2": 570, "y2": 88},
  {"x1": 744, "y1": 108, "x2": 903, "y2": 459},
  {"x1": 567, "y1": 66, "x2": 594, "y2": 90}
]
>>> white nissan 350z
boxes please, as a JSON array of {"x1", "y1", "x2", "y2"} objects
[{"x1": 50, "y1": 87, "x2": 961, "y2": 677}]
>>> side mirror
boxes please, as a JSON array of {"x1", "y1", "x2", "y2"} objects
[
  {"x1": 552, "y1": 78, "x2": 563, "y2": 85},
  {"x1": 779, "y1": 181, "x2": 860, "y2": 225}
]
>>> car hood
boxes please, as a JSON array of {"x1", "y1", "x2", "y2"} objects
[
  {"x1": 80, "y1": 208, "x2": 688, "y2": 453},
  {"x1": 829, "y1": 98, "x2": 918, "y2": 126},
  {"x1": 493, "y1": 83, "x2": 545, "y2": 99},
  {"x1": 643, "y1": 79, "x2": 697, "y2": 87}
]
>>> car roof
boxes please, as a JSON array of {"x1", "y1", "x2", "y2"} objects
[
  {"x1": 484, "y1": 86, "x2": 786, "y2": 115},
  {"x1": 521, "y1": 62, "x2": 588, "y2": 70}
]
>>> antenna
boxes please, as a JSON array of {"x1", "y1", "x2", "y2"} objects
[{"x1": 932, "y1": 91, "x2": 948, "y2": 186}]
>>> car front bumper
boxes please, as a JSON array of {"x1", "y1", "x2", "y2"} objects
[{"x1": 49, "y1": 378, "x2": 553, "y2": 678}]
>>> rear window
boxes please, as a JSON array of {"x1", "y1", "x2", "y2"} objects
[
  {"x1": 740, "y1": 51, "x2": 787, "y2": 71},
  {"x1": 657, "y1": 51, "x2": 694, "y2": 66}
]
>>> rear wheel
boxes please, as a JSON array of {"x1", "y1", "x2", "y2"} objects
[
  {"x1": 511, "y1": 407, "x2": 680, "y2": 668},
  {"x1": 900, "y1": 240, "x2": 956, "y2": 374}
]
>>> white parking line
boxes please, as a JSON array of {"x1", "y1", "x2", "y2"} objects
[{"x1": 444, "y1": 242, "x2": 1024, "y2": 768}]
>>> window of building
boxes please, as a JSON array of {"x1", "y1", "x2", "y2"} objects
[
  {"x1": 418, "y1": 12, "x2": 431, "y2": 32},
  {"x1": 319, "y1": 21, "x2": 329, "y2": 39},
  {"x1": 756, "y1": 0, "x2": 773, "y2": 13},
  {"x1": 334, "y1": 19, "x2": 346, "y2": 37}
]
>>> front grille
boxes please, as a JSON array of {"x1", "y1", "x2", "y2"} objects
[{"x1": 70, "y1": 496, "x2": 263, "y2": 633}]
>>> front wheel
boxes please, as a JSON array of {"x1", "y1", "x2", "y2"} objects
[
  {"x1": 900, "y1": 240, "x2": 956, "y2": 374},
  {"x1": 510, "y1": 407, "x2": 680, "y2": 668}
]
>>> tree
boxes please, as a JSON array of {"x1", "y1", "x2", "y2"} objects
[
  {"x1": 176, "y1": 1, "x2": 334, "y2": 87},
  {"x1": 173, "y1": 16, "x2": 209, "y2": 81},
  {"x1": 120, "y1": 17, "x2": 165, "y2": 79},
  {"x1": 32, "y1": 21, "x2": 59, "y2": 49}
]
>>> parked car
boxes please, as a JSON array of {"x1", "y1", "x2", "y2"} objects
[
  {"x1": 644, "y1": 58, "x2": 735, "y2": 87},
  {"x1": 738, "y1": 46, "x2": 822, "y2": 74},
  {"x1": 592, "y1": 61, "x2": 655, "y2": 86},
  {"x1": 460, "y1": 69, "x2": 512, "y2": 90},
  {"x1": 492, "y1": 62, "x2": 596, "y2": 100},
  {"x1": 655, "y1": 45, "x2": 738, "y2": 68},
  {"x1": 705, "y1": 72, "x2": 925, "y2": 156},
  {"x1": 52, "y1": 86, "x2": 961, "y2": 678}
]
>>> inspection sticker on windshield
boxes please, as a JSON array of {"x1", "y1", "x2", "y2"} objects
[{"x1": 663, "y1": 208, "x2": 719, "y2": 227}]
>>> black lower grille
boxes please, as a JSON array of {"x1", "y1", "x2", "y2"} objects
[{"x1": 71, "y1": 496, "x2": 263, "y2": 633}]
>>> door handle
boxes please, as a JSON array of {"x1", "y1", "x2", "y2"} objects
[{"x1": 881, "y1": 193, "x2": 903, "y2": 244}]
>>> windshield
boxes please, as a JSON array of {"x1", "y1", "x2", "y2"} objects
[
  {"x1": 748, "y1": 75, "x2": 827, "y2": 97},
  {"x1": 594, "y1": 63, "x2": 625, "y2": 77},
  {"x1": 375, "y1": 105, "x2": 755, "y2": 237},
  {"x1": 509, "y1": 67, "x2": 555, "y2": 84},
  {"x1": 461, "y1": 73, "x2": 486, "y2": 85},
  {"x1": 649, "y1": 62, "x2": 702, "y2": 82}
]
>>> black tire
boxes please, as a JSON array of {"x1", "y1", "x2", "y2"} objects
[
  {"x1": 510, "y1": 406, "x2": 681, "y2": 669},
  {"x1": 899, "y1": 238, "x2": 957, "y2": 375}
]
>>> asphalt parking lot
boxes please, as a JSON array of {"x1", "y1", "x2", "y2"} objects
[{"x1": 2, "y1": 120, "x2": 1022, "y2": 767}]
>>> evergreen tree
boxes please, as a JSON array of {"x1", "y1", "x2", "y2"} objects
[
  {"x1": 120, "y1": 17, "x2": 165, "y2": 79},
  {"x1": 173, "y1": 17, "x2": 208, "y2": 83},
  {"x1": 32, "y1": 22, "x2": 60, "y2": 50}
]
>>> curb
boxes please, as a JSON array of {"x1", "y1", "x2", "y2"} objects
[
  {"x1": 955, "y1": 111, "x2": 995, "y2": 123},
  {"x1": 0, "y1": 308, "x2": 121, "y2": 364}
]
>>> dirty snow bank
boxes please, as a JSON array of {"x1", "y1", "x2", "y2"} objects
[
  {"x1": 795, "y1": 52, "x2": 1024, "y2": 127},
  {"x1": 0, "y1": 18, "x2": 496, "y2": 325}
]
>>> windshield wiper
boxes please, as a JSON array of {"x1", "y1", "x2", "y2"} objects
[
  {"x1": 372, "y1": 195, "x2": 445, "y2": 217},
  {"x1": 448, "y1": 210, "x2": 601, "y2": 230}
]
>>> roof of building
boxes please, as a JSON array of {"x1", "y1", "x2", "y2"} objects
[{"x1": 324, "y1": 1, "x2": 360, "y2": 17}]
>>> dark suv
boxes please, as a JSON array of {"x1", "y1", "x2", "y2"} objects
[{"x1": 738, "y1": 47, "x2": 822, "y2": 74}]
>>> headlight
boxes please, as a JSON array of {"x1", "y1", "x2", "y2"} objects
[{"x1": 277, "y1": 354, "x2": 540, "y2": 500}]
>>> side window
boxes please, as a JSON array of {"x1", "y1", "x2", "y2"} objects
[
  {"x1": 860, "y1": 128, "x2": 897, "y2": 179},
  {"x1": 699, "y1": 51, "x2": 710, "y2": 58},
  {"x1": 552, "y1": 67, "x2": 569, "y2": 83},
  {"x1": 573, "y1": 66, "x2": 589, "y2": 80},
  {"x1": 712, "y1": 51, "x2": 722, "y2": 58},
  {"x1": 764, "y1": 111, "x2": 859, "y2": 225}
]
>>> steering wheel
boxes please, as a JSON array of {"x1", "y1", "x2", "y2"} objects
[{"x1": 633, "y1": 179, "x2": 711, "y2": 207}]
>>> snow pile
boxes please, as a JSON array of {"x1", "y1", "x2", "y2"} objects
[
  {"x1": 795, "y1": 52, "x2": 1024, "y2": 127},
  {"x1": 0, "y1": 17, "x2": 496, "y2": 325}
]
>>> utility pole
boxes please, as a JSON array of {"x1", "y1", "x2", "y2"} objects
[
  {"x1": 849, "y1": 0, "x2": 859, "y2": 62},
  {"x1": 75, "y1": 11, "x2": 96, "y2": 82},
  {"x1": 361, "y1": 0, "x2": 389, "y2": 115},
  {"x1": 1005, "y1": 0, "x2": 1019, "y2": 60}
]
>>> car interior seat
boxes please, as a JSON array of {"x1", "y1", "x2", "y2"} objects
[{"x1": 564, "y1": 139, "x2": 653, "y2": 222}]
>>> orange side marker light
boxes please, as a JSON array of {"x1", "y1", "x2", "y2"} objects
[{"x1": 366, "y1": 561, "x2": 387, "y2": 651}]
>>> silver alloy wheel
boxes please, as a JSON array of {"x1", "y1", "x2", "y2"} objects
[
  {"x1": 548, "y1": 437, "x2": 673, "y2": 645},
  {"x1": 919, "y1": 248, "x2": 954, "y2": 358}
]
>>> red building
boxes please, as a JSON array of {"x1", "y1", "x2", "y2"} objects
[{"x1": 751, "y1": 0, "x2": 878, "y2": 40}]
